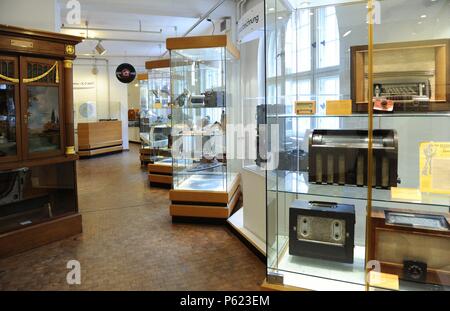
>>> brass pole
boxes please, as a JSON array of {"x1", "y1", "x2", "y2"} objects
[
  {"x1": 64, "y1": 59, "x2": 76, "y2": 155},
  {"x1": 365, "y1": 0, "x2": 375, "y2": 291}
]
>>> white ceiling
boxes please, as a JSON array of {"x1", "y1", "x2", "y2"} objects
[{"x1": 58, "y1": 0, "x2": 236, "y2": 58}]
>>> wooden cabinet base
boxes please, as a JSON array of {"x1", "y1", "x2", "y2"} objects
[
  {"x1": 148, "y1": 163, "x2": 173, "y2": 187},
  {"x1": 169, "y1": 175, "x2": 241, "y2": 220},
  {"x1": 0, "y1": 214, "x2": 82, "y2": 258},
  {"x1": 79, "y1": 145, "x2": 123, "y2": 157}
]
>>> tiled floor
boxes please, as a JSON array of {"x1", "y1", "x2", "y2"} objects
[{"x1": 0, "y1": 145, "x2": 265, "y2": 291}]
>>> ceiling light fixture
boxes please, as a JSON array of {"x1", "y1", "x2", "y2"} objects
[{"x1": 95, "y1": 40, "x2": 107, "y2": 55}]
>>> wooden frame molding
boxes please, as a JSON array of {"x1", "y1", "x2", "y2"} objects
[
  {"x1": 166, "y1": 35, "x2": 240, "y2": 59},
  {"x1": 145, "y1": 58, "x2": 170, "y2": 70}
]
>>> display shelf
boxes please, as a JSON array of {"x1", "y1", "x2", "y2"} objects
[
  {"x1": 270, "y1": 171, "x2": 450, "y2": 212},
  {"x1": 268, "y1": 112, "x2": 450, "y2": 119}
]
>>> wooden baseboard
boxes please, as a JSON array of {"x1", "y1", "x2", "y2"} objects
[
  {"x1": 148, "y1": 164, "x2": 173, "y2": 175},
  {"x1": 0, "y1": 214, "x2": 82, "y2": 258},
  {"x1": 79, "y1": 145, "x2": 123, "y2": 157},
  {"x1": 149, "y1": 174, "x2": 172, "y2": 185}
]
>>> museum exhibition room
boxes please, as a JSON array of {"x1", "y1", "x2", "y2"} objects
[{"x1": 0, "y1": 0, "x2": 449, "y2": 294}]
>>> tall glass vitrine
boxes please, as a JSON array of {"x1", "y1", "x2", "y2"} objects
[
  {"x1": 144, "y1": 59, "x2": 173, "y2": 187},
  {"x1": 167, "y1": 35, "x2": 241, "y2": 221},
  {"x1": 264, "y1": 0, "x2": 450, "y2": 291}
]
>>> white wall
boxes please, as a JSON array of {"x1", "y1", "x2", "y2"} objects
[
  {"x1": 0, "y1": 0, "x2": 59, "y2": 31},
  {"x1": 73, "y1": 58, "x2": 130, "y2": 150}
]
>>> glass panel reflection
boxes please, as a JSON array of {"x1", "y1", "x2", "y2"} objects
[
  {"x1": 0, "y1": 84, "x2": 17, "y2": 157},
  {"x1": 0, "y1": 161, "x2": 77, "y2": 234},
  {"x1": 27, "y1": 86, "x2": 60, "y2": 153}
]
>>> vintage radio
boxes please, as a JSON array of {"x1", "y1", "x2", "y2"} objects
[
  {"x1": 373, "y1": 77, "x2": 431, "y2": 112},
  {"x1": 370, "y1": 207, "x2": 450, "y2": 286},
  {"x1": 295, "y1": 101, "x2": 316, "y2": 115},
  {"x1": 289, "y1": 201, "x2": 355, "y2": 264},
  {"x1": 204, "y1": 91, "x2": 225, "y2": 107},
  {"x1": 309, "y1": 129, "x2": 398, "y2": 189}
]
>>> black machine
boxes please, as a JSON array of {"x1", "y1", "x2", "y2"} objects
[
  {"x1": 0, "y1": 168, "x2": 28, "y2": 205},
  {"x1": 203, "y1": 91, "x2": 225, "y2": 107},
  {"x1": 255, "y1": 104, "x2": 309, "y2": 170},
  {"x1": 289, "y1": 201, "x2": 356, "y2": 264},
  {"x1": 309, "y1": 129, "x2": 398, "y2": 189}
]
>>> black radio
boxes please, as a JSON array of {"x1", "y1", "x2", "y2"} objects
[{"x1": 289, "y1": 200, "x2": 356, "y2": 264}]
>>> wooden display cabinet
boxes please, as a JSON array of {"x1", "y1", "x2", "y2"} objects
[
  {"x1": 167, "y1": 35, "x2": 241, "y2": 221},
  {"x1": 351, "y1": 39, "x2": 450, "y2": 113},
  {"x1": 0, "y1": 24, "x2": 83, "y2": 258}
]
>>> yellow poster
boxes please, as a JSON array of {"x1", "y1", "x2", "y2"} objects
[{"x1": 420, "y1": 142, "x2": 450, "y2": 194}]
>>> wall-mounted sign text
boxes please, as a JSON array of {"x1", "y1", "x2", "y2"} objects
[{"x1": 238, "y1": 2, "x2": 264, "y2": 43}]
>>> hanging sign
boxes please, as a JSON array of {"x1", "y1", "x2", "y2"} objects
[
  {"x1": 238, "y1": 2, "x2": 265, "y2": 44},
  {"x1": 115, "y1": 63, "x2": 137, "y2": 84}
]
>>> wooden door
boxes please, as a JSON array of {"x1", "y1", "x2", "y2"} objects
[
  {"x1": 0, "y1": 55, "x2": 22, "y2": 163},
  {"x1": 20, "y1": 56, "x2": 65, "y2": 160}
]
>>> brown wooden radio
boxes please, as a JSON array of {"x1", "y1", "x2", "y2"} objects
[{"x1": 369, "y1": 207, "x2": 450, "y2": 286}]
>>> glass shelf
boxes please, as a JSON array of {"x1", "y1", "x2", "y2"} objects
[
  {"x1": 269, "y1": 171, "x2": 450, "y2": 212},
  {"x1": 268, "y1": 112, "x2": 450, "y2": 119}
]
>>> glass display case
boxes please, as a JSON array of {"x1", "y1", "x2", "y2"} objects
[
  {"x1": 167, "y1": 35, "x2": 241, "y2": 220},
  {"x1": 264, "y1": 0, "x2": 450, "y2": 291},
  {"x1": 144, "y1": 59, "x2": 172, "y2": 186}
]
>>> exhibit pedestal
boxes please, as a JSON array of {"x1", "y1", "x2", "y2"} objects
[
  {"x1": 140, "y1": 148, "x2": 152, "y2": 165},
  {"x1": 169, "y1": 175, "x2": 241, "y2": 221}
]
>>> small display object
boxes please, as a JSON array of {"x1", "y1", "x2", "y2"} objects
[
  {"x1": 143, "y1": 59, "x2": 172, "y2": 186},
  {"x1": 0, "y1": 25, "x2": 83, "y2": 258},
  {"x1": 295, "y1": 101, "x2": 316, "y2": 115},
  {"x1": 167, "y1": 35, "x2": 241, "y2": 220},
  {"x1": 289, "y1": 201, "x2": 355, "y2": 264},
  {"x1": 326, "y1": 100, "x2": 352, "y2": 116},
  {"x1": 420, "y1": 142, "x2": 450, "y2": 194},
  {"x1": 264, "y1": 0, "x2": 450, "y2": 292},
  {"x1": 351, "y1": 39, "x2": 450, "y2": 113}
]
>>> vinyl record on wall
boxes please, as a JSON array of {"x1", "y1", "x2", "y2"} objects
[{"x1": 115, "y1": 63, "x2": 137, "y2": 84}]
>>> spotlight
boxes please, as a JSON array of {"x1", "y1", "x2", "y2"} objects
[{"x1": 95, "y1": 40, "x2": 107, "y2": 55}]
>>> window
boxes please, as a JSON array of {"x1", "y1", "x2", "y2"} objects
[
  {"x1": 266, "y1": 5, "x2": 341, "y2": 114},
  {"x1": 285, "y1": 9, "x2": 311, "y2": 74},
  {"x1": 317, "y1": 6, "x2": 340, "y2": 68}
]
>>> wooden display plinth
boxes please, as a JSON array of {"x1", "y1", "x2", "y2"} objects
[
  {"x1": 169, "y1": 175, "x2": 241, "y2": 221},
  {"x1": 140, "y1": 148, "x2": 153, "y2": 164},
  {"x1": 0, "y1": 213, "x2": 82, "y2": 258},
  {"x1": 78, "y1": 121, "x2": 123, "y2": 157},
  {"x1": 148, "y1": 162, "x2": 173, "y2": 187}
]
